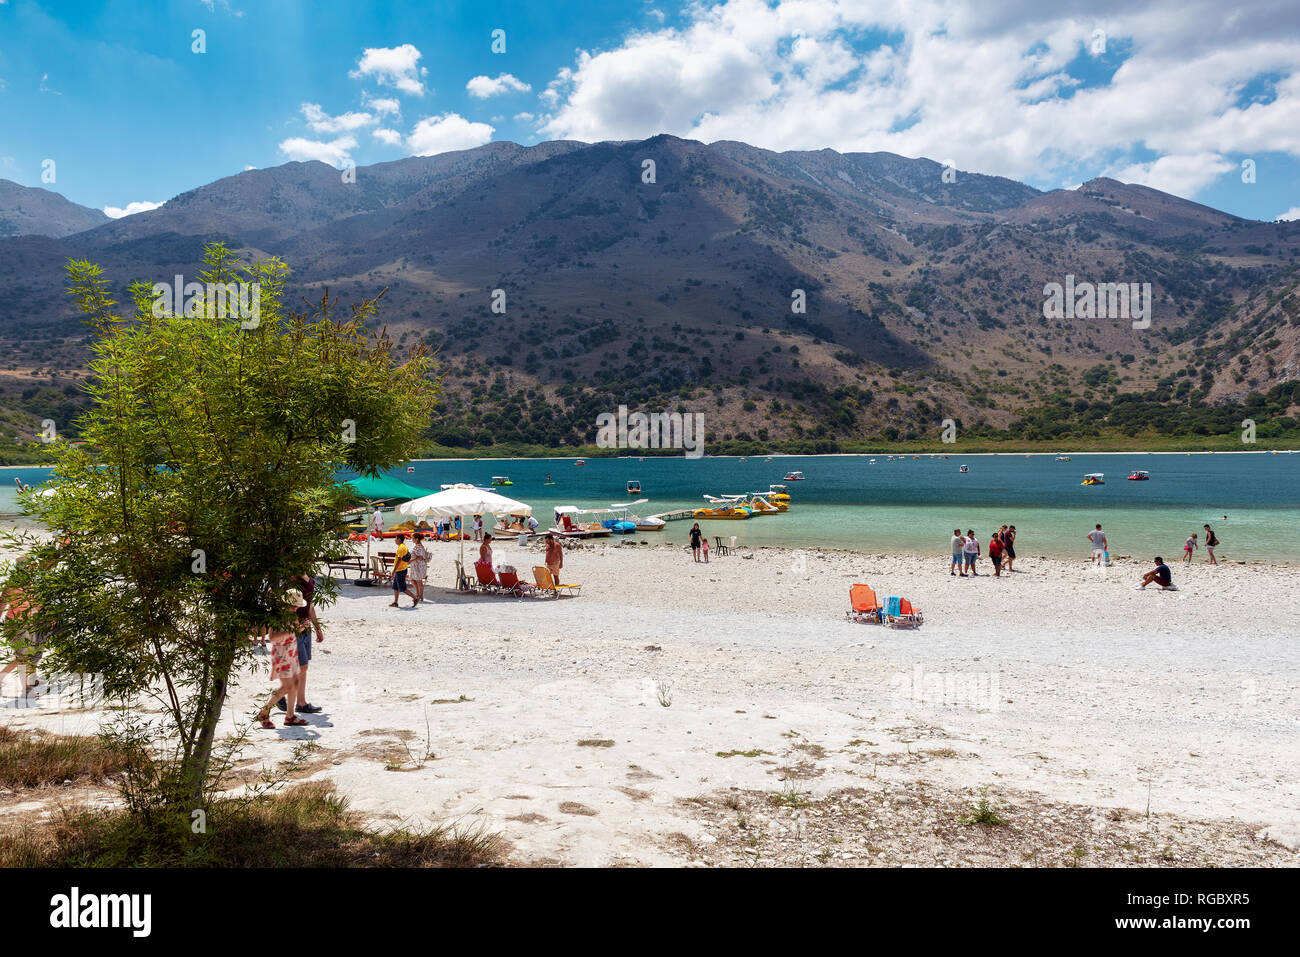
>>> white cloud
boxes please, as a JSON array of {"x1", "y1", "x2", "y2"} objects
[
  {"x1": 243, "y1": 165, "x2": 256, "y2": 171},
  {"x1": 1112, "y1": 153, "x2": 1236, "y2": 198},
  {"x1": 372, "y1": 128, "x2": 403, "y2": 146},
  {"x1": 534, "y1": 0, "x2": 1300, "y2": 201},
  {"x1": 104, "y1": 200, "x2": 163, "y2": 219},
  {"x1": 1277, "y1": 207, "x2": 1300, "y2": 221},
  {"x1": 351, "y1": 44, "x2": 427, "y2": 96},
  {"x1": 466, "y1": 73, "x2": 532, "y2": 98},
  {"x1": 199, "y1": 0, "x2": 243, "y2": 15},
  {"x1": 406, "y1": 114, "x2": 494, "y2": 155},
  {"x1": 39, "y1": 73, "x2": 61, "y2": 95},
  {"x1": 277, "y1": 135, "x2": 358, "y2": 166},
  {"x1": 301, "y1": 102, "x2": 376, "y2": 134},
  {"x1": 365, "y1": 96, "x2": 402, "y2": 116},
  {"x1": 514, "y1": 112, "x2": 535, "y2": 122}
]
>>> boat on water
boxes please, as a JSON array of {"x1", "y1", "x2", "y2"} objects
[
  {"x1": 406, "y1": 466, "x2": 415, "y2": 473},
  {"x1": 765, "y1": 456, "x2": 774, "y2": 462},
  {"x1": 491, "y1": 475, "x2": 513, "y2": 486},
  {"x1": 784, "y1": 470, "x2": 806, "y2": 481},
  {"x1": 869, "y1": 458, "x2": 876, "y2": 465},
  {"x1": 959, "y1": 464, "x2": 969, "y2": 473},
  {"x1": 719, "y1": 492, "x2": 783, "y2": 515},
  {"x1": 694, "y1": 496, "x2": 752, "y2": 520},
  {"x1": 746, "y1": 491, "x2": 787, "y2": 512},
  {"x1": 1081, "y1": 472, "x2": 1105, "y2": 486},
  {"x1": 610, "y1": 499, "x2": 663, "y2": 532},
  {"x1": 626, "y1": 480, "x2": 641, "y2": 495},
  {"x1": 574, "y1": 459, "x2": 586, "y2": 466},
  {"x1": 1055, "y1": 453, "x2": 1071, "y2": 462},
  {"x1": 739, "y1": 457, "x2": 747, "y2": 462},
  {"x1": 550, "y1": 506, "x2": 613, "y2": 538},
  {"x1": 767, "y1": 484, "x2": 791, "y2": 502},
  {"x1": 1127, "y1": 470, "x2": 1151, "y2": 481},
  {"x1": 493, "y1": 514, "x2": 540, "y2": 538}
]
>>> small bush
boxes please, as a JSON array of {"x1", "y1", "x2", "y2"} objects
[{"x1": 0, "y1": 781, "x2": 503, "y2": 868}]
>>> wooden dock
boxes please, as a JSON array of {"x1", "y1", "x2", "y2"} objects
[{"x1": 648, "y1": 508, "x2": 696, "y2": 523}]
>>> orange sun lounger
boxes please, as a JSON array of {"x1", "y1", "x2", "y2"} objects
[
  {"x1": 532, "y1": 565, "x2": 581, "y2": 597},
  {"x1": 847, "y1": 584, "x2": 883, "y2": 623}
]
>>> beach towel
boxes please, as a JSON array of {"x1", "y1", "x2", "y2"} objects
[{"x1": 886, "y1": 596, "x2": 902, "y2": 618}]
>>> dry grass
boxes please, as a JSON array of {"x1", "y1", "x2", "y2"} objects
[
  {"x1": 0, "y1": 726, "x2": 135, "y2": 790},
  {"x1": 0, "y1": 780, "x2": 503, "y2": 868}
]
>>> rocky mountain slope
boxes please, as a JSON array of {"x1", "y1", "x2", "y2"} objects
[{"x1": 1, "y1": 136, "x2": 1298, "y2": 449}]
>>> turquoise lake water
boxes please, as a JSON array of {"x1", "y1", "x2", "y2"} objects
[{"x1": 5, "y1": 452, "x2": 1299, "y2": 561}]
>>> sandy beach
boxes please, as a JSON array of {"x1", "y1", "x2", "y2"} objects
[{"x1": 4, "y1": 536, "x2": 1299, "y2": 866}]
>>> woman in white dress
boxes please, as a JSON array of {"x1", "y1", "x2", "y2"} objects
[{"x1": 409, "y1": 532, "x2": 430, "y2": 603}]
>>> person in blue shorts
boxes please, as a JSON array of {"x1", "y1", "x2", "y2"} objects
[{"x1": 388, "y1": 534, "x2": 417, "y2": 607}]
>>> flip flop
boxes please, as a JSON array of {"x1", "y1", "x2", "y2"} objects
[
  {"x1": 256, "y1": 710, "x2": 274, "y2": 729},
  {"x1": 284, "y1": 716, "x2": 309, "y2": 726}
]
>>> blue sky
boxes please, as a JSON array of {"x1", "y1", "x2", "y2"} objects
[{"x1": 1, "y1": 0, "x2": 1297, "y2": 221}]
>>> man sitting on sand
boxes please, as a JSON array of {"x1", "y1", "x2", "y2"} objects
[{"x1": 1137, "y1": 557, "x2": 1175, "y2": 590}]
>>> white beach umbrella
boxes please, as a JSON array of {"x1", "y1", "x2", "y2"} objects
[{"x1": 397, "y1": 484, "x2": 533, "y2": 580}]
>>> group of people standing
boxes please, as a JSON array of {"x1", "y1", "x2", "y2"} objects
[{"x1": 949, "y1": 526, "x2": 1017, "y2": 577}]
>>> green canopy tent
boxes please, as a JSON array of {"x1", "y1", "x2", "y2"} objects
[
  {"x1": 340, "y1": 476, "x2": 437, "y2": 585},
  {"x1": 342, "y1": 475, "x2": 436, "y2": 504}
]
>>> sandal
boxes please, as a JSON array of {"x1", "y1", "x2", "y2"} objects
[
  {"x1": 284, "y1": 716, "x2": 309, "y2": 726},
  {"x1": 256, "y1": 709, "x2": 275, "y2": 729}
]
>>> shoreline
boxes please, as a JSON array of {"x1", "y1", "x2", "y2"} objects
[
  {"x1": 401, "y1": 449, "x2": 1300, "y2": 462},
  {"x1": 2, "y1": 519, "x2": 1295, "y2": 566}
]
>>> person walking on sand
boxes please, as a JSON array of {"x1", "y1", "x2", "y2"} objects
[
  {"x1": 409, "y1": 532, "x2": 430, "y2": 603},
  {"x1": 0, "y1": 585, "x2": 44, "y2": 698},
  {"x1": 1004, "y1": 525, "x2": 1017, "y2": 573},
  {"x1": 1087, "y1": 524, "x2": 1107, "y2": 565},
  {"x1": 472, "y1": 514, "x2": 483, "y2": 542},
  {"x1": 256, "y1": 589, "x2": 308, "y2": 728},
  {"x1": 950, "y1": 528, "x2": 965, "y2": 576},
  {"x1": 963, "y1": 529, "x2": 980, "y2": 575},
  {"x1": 388, "y1": 534, "x2": 417, "y2": 607},
  {"x1": 277, "y1": 573, "x2": 324, "y2": 715},
  {"x1": 545, "y1": 533, "x2": 564, "y2": 580},
  {"x1": 689, "y1": 523, "x2": 703, "y2": 563},
  {"x1": 988, "y1": 531, "x2": 1005, "y2": 577},
  {"x1": 1203, "y1": 525, "x2": 1219, "y2": 565},
  {"x1": 702, "y1": 536, "x2": 710, "y2": 563},
  {"x1": 1183, "y1": 532, "x2": 1198, "y2": 563}
]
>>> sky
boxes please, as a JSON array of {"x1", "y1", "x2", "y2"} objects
[{"x1": 0, "y1": 0, "x2": 1297, "y2": 221}]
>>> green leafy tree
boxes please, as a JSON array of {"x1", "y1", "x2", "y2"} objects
[{"x1": 3, "y1": 243, "x2": 438, "y2": 810}]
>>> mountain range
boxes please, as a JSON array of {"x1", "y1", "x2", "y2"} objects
[{"x1": 1, "y1": 135, "x2": 1298, "y2": 451}]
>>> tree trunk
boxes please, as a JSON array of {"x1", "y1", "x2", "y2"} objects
[{"x1": 177, "y1": 636, "x2": 239, "y2": 808}]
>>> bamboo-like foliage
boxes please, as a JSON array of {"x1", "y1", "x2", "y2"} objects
[{"x1": 2, "y1": 243, "x2": 439, "y2": 809}]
